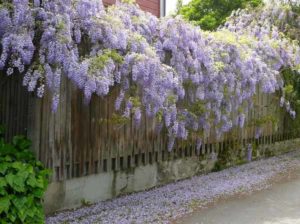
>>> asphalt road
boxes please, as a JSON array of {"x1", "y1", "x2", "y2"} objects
[{"x1": 177, "y1": 171, "x2": 300, "y2": 224}]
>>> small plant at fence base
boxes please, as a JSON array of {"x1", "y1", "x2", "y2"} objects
[{"x1": 0, "y1": 125, "x2": 51, "y2": 223}]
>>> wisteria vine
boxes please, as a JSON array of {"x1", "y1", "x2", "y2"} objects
[{"x1": 0, "y1": 0, "x2": 299, "y2": 150}]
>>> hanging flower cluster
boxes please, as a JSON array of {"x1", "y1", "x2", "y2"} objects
[
  {"x1": 224, "y1": 0, "x2": 300, "y2": 119},
  {"x1": 0, "y1": 0, "x2": 299, "y2": 150}
]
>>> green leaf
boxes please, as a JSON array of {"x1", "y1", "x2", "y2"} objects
[
  {"x1": 25, "y1": 165, "x2": 34, "y2": 175},
  {"x1": 32, "y1": 206, "x2": 45, "y2": 224},
  {"x1": 32, "y1": 188, "x2": 45, "y2": 198},
  {"x1": 17, "y1": 150, "x2": 35, "y2": 162},
  {"x1": 7, "y1": 213, "x2": 17, "y2": 223},
  {"x1": 0, "y1": 177, "x2": 7, "y2": 187},
  {"x1": 26, "y1": 175, "x2": 38, "y2": 188},
  {"x1": 0, "y1": 162, "x2": 9, "y2": 175},
  {"x1": 12, "y1": 197, "x2": 28, "y2": 222},
  {"x1": 26, "y1": 205, "x2": 35, "y2": 218},
  {"x1": 12, "y1": 136, "x2": 31, "y2": 151},
  {"x1": 35, "y1": 176, "x2": 46, "y2": 189},
  {"x1": 0, "y1": 143, "x2": 16, "y2": 158},
  {"x1": 11, "y1": 196, "x2": 32, "y2": 222},
  {"x1": 11, "y1": 161, "x2": 24, "y2": 171},
  {"x1": 0, "y1": 196, "x2": 11, "y2": 214},
  {"x1": 4, "y1": 173, "x2": 14, "y2": 188},
  {"x1": 39, "y1": 169, "x2": 52, "y2": 177},
  {"x1": 3, "y1": 155, "x2": 12, "y2": 162},
  {"x1": 35, "y1": 161, "x2": 44, "y2": 168},
  {"x1": 5, "y1": 173, "x2": 26, "y2": 193},
  {"x1": 284, "y1": 84, "x2": 294, "y2": 94},
  {"x1": 0, "y1": 177, "x2": 7, "y2": 195}
]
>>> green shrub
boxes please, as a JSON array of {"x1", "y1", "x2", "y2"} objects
[{"x1": 0, "y1": 126, "x2": 51, "y2": 223}]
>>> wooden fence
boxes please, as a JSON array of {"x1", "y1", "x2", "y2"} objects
[
  {"x1": 0, "y1": 73, "x2": 298, "y2": 182},
  {"x1": 0, "y1": 73, "x2": 29, "y2": 141}
]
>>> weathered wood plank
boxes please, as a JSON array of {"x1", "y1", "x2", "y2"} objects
[{"x1": 1, "y1": 73, "x2": 296, "y2": 182}]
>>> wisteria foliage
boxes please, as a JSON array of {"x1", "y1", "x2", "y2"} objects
[{"x1": 0, "y1": 0, "x2": 299, "y2": 150}]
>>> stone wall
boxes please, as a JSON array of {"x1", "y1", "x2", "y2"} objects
[{"x1": 44, "y1": 138, "x2": 300, "y2": 214}]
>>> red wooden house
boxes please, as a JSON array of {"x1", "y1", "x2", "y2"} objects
[{"x1": 103, "y1": 0, "x2": 166, "y2": 17}]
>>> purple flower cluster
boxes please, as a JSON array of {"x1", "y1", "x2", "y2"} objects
[{"x1": 0, "y1": 0, "x2": 299, "y2": 148}]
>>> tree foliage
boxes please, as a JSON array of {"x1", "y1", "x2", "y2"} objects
[{"x1": 179, "y1": 0, "x2": 263, "y2": 30}]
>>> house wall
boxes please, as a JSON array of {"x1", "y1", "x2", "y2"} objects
[{"x1": 103, "y1": 0, "x2": 161, "y2": 17}]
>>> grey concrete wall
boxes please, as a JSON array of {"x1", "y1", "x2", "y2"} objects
[{"x1": 44, "y1": 138, "x2": 300, "y2": 214}]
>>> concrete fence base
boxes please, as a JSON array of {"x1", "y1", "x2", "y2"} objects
[{"x1": 44, "y1": 138, "x2": 300, "y2": 214}]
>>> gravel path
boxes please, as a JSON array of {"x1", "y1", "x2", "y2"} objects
[{"x1": 46, "y1": 150, "x2": 300, "y2": 224}]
